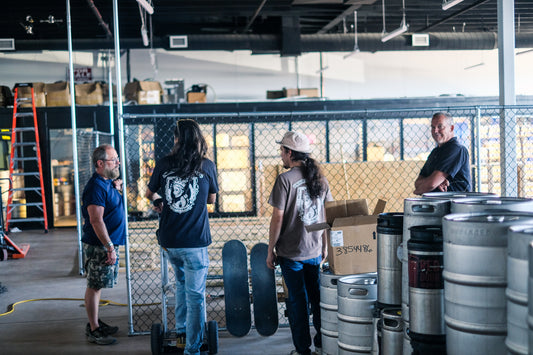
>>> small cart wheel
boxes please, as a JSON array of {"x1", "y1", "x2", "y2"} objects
[
  {"x1": 151, "y1": 323, "x2": 163, "y2": 355},
  {"x1": 0, "y1": 248, "x2": 7, "y2": 261},
  {"x1": 207, "y1": 320, "x2": 218, "y2": 354}
]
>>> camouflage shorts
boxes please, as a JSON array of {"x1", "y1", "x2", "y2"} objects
[{"x1": 83, "y1": 243, "x2": 119, "y2": 290}]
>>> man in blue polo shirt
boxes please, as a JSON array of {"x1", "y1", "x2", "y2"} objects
[
  {"x1": 414, "y1": 112, "x2": 471, "y2": 195},
  {"x1": 81, "y1": 144, "x2": 126, "y2": 345}
]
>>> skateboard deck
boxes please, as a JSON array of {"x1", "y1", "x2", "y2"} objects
[
  {"x1": 250, "y1": 243, "x2": 278, "y2": 336},
  {"x1": 222, "y1": 240, "x2": 251, "y2": 337}
]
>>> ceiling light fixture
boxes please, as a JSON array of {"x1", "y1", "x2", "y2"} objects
[
  {"x1": 136, "y1": 0, "x2": 154, "y2": 15},
  {"x1": 442, "y1": 0, "x2": 464, "y2": 11},
  {"x1": 381, "y1": 0, "x2": 409, "y2": 43},
  {"x1": 344, "y1": 11, "x2": 360, "y2": 59}
]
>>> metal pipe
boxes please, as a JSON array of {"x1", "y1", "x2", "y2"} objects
[
  {"x1": 112, "y1": 0, "x2": 133, "y2": 335},
  {"x1": 475, "y1": 107, "x2": 481, "y2": 192},
  {"x1": 243, "y1": 0, "x2": 268, "y2": 33},
  {"x1": 66, "y1": 0, "x2": 84, "y2": 275},
  {"x1": 86, "y1": 0, "x2": 113, "y2": 39}
]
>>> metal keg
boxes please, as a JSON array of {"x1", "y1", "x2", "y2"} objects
[
  {"x1": 320, "y1": 269, "x2": 345, "y2": 355},
  {"x1": 451, "y1": 197, "x2": 533, "y2": 214},
  {"x1": 408, "y1": 225, "x2": 446, "y2": 354},
  {"x1": 377, "y1": 213, "x2": 403, "y2": 307},
  {"x1": 380, "y1": 308, "x2": 402, "y2": 355},
  {"x1": 402, "y1": 198, "x2": 450, "y2": 324},
  {"x1": 506, "y1": 225, "x2": 533, "y2": 355},
  {"x1": 529, "y1": 242, "x2": 533, "y2": 354},
  {"x1": 422, "y1": 191, "x2": 498, "y2": 200},
  {"x1": 337, "y1": 274, "x2": 377, "y2": 354},
  {"x1": 408, "y1": 226, "x2": 445, "y2": 336},
  {"x1": 443, "y1": 212, "x2": 533, "y2": 355}
]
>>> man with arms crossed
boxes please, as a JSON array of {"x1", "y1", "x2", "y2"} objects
[{"x1": 414, "y1": 112, "x2": 471, "y2": 195}]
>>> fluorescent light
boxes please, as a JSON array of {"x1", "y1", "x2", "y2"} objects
[
  {"x1": 442, "y1": 0, "x2": 464, "y2": 11},
  {"x1": 381, "y1": 21, "x2": 408, "y2": 42},
  {"x1": 136, "y1": 0, "x2": 154, "y2": 15}
]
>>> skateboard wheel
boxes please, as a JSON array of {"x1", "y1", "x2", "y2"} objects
[{"x1": 151, "y1": 323, "x2": 163, "y2": 355}]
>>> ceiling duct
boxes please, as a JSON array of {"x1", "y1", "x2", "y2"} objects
[
  {"x1": 12, "y1": 31, "x2": 533, "y2": 52},
  {"x1": 0, "y1": 38, "x2": 15, "y2": 50}
]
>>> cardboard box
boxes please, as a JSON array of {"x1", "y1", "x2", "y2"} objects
[
  {"x1": 187, "y1": 92, "x2": 206, "y2": 103},
  {"x1": 75, "y1": 82, "x2": 103, "y2": 106},
  {"x1": 16, "y1": 82, "x2": 46, "y2": 107},
  {"x1": 124, "y1": 81, "x2": 162, "y2": 105},
  {"x1": 45, "y1": 81, "x2": 71, "y2": 107},
  {"x1": 298, "y1": 88, "x2": 319, "y2": 98},
  {"x1": 307, "y1": 199, "x2": 387, "y2": 275}
]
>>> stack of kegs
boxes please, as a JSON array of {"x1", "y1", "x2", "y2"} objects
[
  {"x1": 507, "y1": 225, "x2": 533, "y2": 354},
  {"x1": 376, "y1": 213, "x2": 404, "y2": 355},
  {"x1": 320, "y1": 269, "x2": 345, "y2": 355},
  {"x1": 402, "y1": 197, "x2": 450, "y2": 354},
  {"x1": 407, "y1": 225, "x2": 445, "y2": 354},
  {"x1": 337, "y1": 273, "x2": 377, "y2": 354},
  {"x1": 443, "y1": 211, "x2": 533, "y2": 355}
]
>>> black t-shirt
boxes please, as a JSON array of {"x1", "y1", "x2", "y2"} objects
[
  {"x1": 419, "y1": 137, "x2": 471, "y2": 192},
  {"x1": 148, "y1": 157, "x2": 218, "y2": 248}
]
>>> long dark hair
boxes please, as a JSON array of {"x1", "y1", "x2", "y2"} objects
[
  {"x1": 287, "y1": 148, "x2": 325, "y2": 200},
  {"x1": 167, "y1": 119, "x2": 208, "y2": 178}
]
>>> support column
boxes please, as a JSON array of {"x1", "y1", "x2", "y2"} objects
[{"x1": 497, "y1": 0, "x2": 517, "y2": 196}]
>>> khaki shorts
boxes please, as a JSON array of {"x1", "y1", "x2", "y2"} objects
[{"x1": 83, "y1": 243, "x2": 119, "y2": 290}]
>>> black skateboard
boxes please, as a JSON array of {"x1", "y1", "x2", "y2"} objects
[
  {"x1": 250, "y1": 243, "x2": 279, "y2": 336},
  {"x1": 222, "y1": 240, "x2": 251, "y2": 337}
]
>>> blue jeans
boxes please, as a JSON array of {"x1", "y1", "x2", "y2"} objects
[
  {"x1": 166, "y1": 247, "x2": 209, "y2": 355},
  {"x1": 279, "y1": 256, "x2": 322, "y2": 355}
]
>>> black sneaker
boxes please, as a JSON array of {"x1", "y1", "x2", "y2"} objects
[
  {"x1": 87, "y1": 326, "x2": 116, "y2": 345},
  {"x1": 99, "y1": 319, "x2": 119, "y2": 335},
  {"x1": 85, "y1": 320, "x2": 119, "y2": 337}
]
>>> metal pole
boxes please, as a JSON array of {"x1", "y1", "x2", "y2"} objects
[
  {"x1": 112, "y1": 0, "x2": 133, "y2": 335},
  {"x1": 475, "y1": 107, "x2": 482, "y2": 192},
  {"x1": 66, "y1": 0, "x2": 84, "y2": 275},
  {"x1": 319, "y1": 53, "x2": 324, "y2": 98},
  {"x1": 497, "y1": 0, "x2": 517, "y2": 196},
  {"x1": 108, "y1": 50, "x2": 115, "y2": 141}
]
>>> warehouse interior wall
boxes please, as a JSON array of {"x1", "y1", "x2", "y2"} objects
[{"x1": 1, "y1": 48, "x2": 533, "y2": 102}]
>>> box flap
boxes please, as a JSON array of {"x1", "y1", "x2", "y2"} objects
[
  {"x1": 305, "y1": 222, "x2": 330, "y2": 233},
  {"x1": 332, "y1": 214, "x2": 379, "y2": 228},
  {"x1": 373, "y1": 199, "x2": 387, "y2": 215},
  {"x1": 325, "y1": 199, "x2": 368, "y2": 223},
  {"x1": 139, "y1": 81, "x2": 162, "y2": 92}
]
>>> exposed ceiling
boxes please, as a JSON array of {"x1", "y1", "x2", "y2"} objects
[{"x1": 3, "y1": 0, "x2": 533, "y2": 54}]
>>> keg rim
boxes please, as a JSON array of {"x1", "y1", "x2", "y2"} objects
[{"x1": 443, "y1": 212, "x2": 533, "y2": 223}]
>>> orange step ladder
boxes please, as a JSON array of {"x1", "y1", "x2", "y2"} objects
[{"x1": 4, "y1": 83, "x2": 48, "y2": 257}]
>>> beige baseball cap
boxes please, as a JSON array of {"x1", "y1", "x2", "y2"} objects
[{"x1": 276, "y1": 131, "x2": 312, "y2": 153}]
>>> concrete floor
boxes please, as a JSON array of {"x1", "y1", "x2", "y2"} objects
[{"x1": 0, "y1": 229, "x2": 299, "y2": 355}]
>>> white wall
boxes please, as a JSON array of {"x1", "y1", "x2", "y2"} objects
[{"x1": 1, "y1": 48, "x2": 533, "y2": 101}]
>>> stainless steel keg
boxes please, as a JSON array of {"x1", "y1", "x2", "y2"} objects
[
  {"x1": 451, "y1": 197, "x2": 533, "y2": 214},
  {"x1": 337, "y1": 274, "x2": 378, "y2": 354},
  {"x1": 443, "y1": 212, "x2": 533, "y2": 355},
  {"x1": 380, "y1": 308, "x2": 403, "y2": 355},
  {"x1": 377, "y1": 213, "x2": 403, "y2": 307},
  {"x1": 506, "y1": 225, "x2": 533, "y2": 355}
]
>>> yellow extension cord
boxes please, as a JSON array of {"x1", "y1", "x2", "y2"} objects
[{"x1": 0, "y1": 298, "x2": 161, "y2": 317}]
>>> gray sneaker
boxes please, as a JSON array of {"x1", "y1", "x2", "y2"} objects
[
  {"x1": 85, "y1": 319, "x2": 119, "y2": 336},
  {"x1": 87, "y1": 326, "x2": 117, "y2": 345}
]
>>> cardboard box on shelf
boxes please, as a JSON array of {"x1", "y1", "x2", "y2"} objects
[
  {"x1": 298, "y1": 88, "x2": 319, "y2": 98},
  {"x1": 16, "y1": 82, "x2": 46, "y2": 107},
  {"x1": 306, "y1": 199, "x2": 387, "y2": 275},
  {"x1": 187, "y1": 92, "x2": 206, "y2": 103},
  {"x1": 266, "y1": 90, "x2": 285, "y2": 99},
  {"x1": 283, "y1": 88, "x2": 299, "y2": 97},
  {"x1": 124, "y1": 81, "x2": 163, "y2": 105},
  {"x1": 45, "y1": 81, "x2": 70, "y2": 107},
  {"x1": 75, "y1": 82, "x2": 103, "y2": 106}
]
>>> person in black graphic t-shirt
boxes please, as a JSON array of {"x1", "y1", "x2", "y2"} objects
[
  {"x1": 414, "y1": 112, "x2": 471, "y2": 195},
  {"x1": 146, "y1": 119, "x2": 218, "y2": 355}
]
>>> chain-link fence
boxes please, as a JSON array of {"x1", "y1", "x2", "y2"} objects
[{"x1": 123, "y1": 106, "x2": 533, "y2": 334}]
